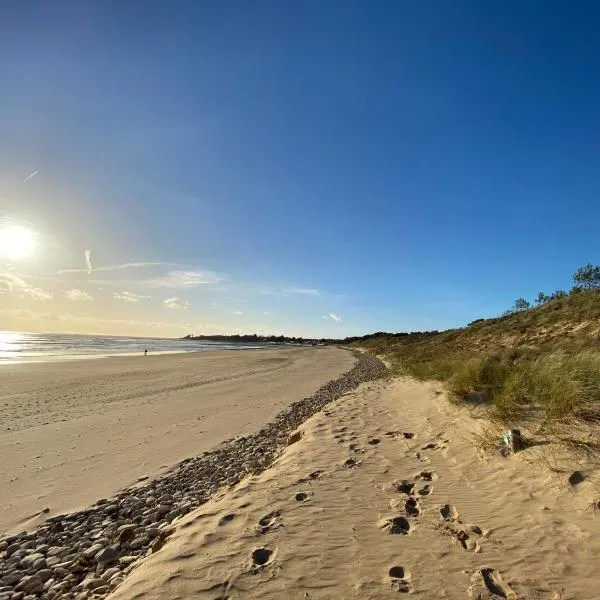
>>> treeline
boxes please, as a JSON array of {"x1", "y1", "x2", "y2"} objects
[
  {"x1": 184, "y1": 330, "x2": 443, "y2": 346},
  {"x1": 507, "y1": 263, "x2": 600, "y2": 315},
  {"x1": 182, "y1": 334, "x2": 343, "y2": 344}
]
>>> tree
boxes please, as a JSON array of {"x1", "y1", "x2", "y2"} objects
[
  {"x1": 550, "y1": 290, "x2": 567, "y2": 300},
  {"x1": 573, "y1": 264, "x2": 600, "y2": 289},
  {"x1": 513, "y1": 297, "x2": 531, "y2": 312},
  {"x1": 535, "y1": 292, "x2": 550, "y2": 305}
]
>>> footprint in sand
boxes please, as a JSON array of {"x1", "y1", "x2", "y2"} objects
[
  {"x1": 218, "y1": 513, "x2": 236, "y2": 526},
  {"x1": 297, "y1": 469, "x2": 325, "y2": 484},
  {"x1": 348, "y1": 443, "x2": 366, "y2": 454},
  {"x1": 418, "y1": 484, "x2": 433, "y2": 496},
  {"x1": 405, "y1": 496, "x2": 421, "y2": 516},
  {"x1": 368, "y1": 438, "x2": 381, "y2": 445},
  {"x1": 468, "y1": 567, "x2": 516, "y2": 599},
  {"x1": 456, "y1": 526, "x2": 483, "y2": 552},
  {"x1": 379, "y1": 516, "x2": 411, "y2": 535},
  {"x1": 251, "y1": 547, "x2": 274, "y2": 571},
  {"x1": 344, "y1": 457, "x2": 361, "y2": 468},
  {"x1": 258, "y1": 511, "x2": 281, "y2": 534},
  {"x1": 388, "y1": 566, "x2": 411, "y2": 593},
  {"x1": 422, "y1": 438, "x2": 449, "y2": 451},
  {"x1": 295, "y1": 491, "x2": 313, "y2": 502},
  {"x1": 416, "y1": 470, "x2": 439, "y2": 482},
  {"x1": 415, "y1": 452, "x2": 431, "y2": 464},
  {"x1": 389, "y1": 496, "x2": 421, "y2": 516},
  {"x1": 440, "y1": 504, "x2": 459, "y2": 522},
  {"x1": 384, "y1": 431, "x2": 415, "y2": 440},
  {"x1": 393, "y1": 479, "x2": 415, "y2": 495}
]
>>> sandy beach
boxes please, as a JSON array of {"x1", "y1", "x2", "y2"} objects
[
  {"x1": 0, "y1": 347, "x2": 355, "y2": 535},
  {"x1": 108, "y1": 377, "x2": 600, "y2": 600}
]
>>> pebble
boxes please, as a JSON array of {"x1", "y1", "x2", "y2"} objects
[{"x1": 0, "y1": 352, "x2": 385, "y2": 600}]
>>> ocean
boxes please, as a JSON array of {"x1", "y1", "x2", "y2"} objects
[{"x1": 0, "y1": 331, "x2": 270, "y2": 364}]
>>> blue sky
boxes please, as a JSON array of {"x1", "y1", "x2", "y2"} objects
[{"x1": 1, "y1": 1, "x2": 600, "y2": 337}]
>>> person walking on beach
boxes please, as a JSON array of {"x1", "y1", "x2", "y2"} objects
[{"x1": 144, "y1": 349, "x2": 148, "y2": 356}]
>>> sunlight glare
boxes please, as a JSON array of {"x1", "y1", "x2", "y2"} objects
[{"x1": 0, "y1": 226, "x2": 35, "y2": 259}]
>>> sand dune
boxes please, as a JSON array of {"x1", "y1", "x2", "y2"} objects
[
  {"x1": 0, "y1": 347, "x2": 355, "y2": 535},
  {"x1": 108, "y1": 377, "x2": 600, "y2": 600}
]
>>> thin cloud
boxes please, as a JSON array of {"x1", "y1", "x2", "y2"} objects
[
  {"x1": 23, "y1": 287, "x2": 53, "y2": 301},
  {"x1": 58, "y1": 261, "x2": 174, "y2": 274},
  {"x1": 24, "y1": 170, "x2": 39, "y2": 181},
  {"x1": 283, "y1": 287, "x2": 321, "y2": 296},
  {"x1": 322, "y1": 313, "x2": 343, "y2": 322},
  {"x1": 141, "y1": 270, "x2": 221, "y2": 289},
  {"x1": 232, "y1": 309, "x2": 243, "y2": 315},
  {"x1": 113, "y1": 291, "x2": 152, "y2": 303},
  {"x1": 164, "y1": 297, "x2": 189, "y2": 309},
  {"x1": 65, "y1": 289, "x2": 93, "y2": 301},
  {"x1": 84, "y1": 249, "x2": 92, "y2": 274},
  {"x1": 0, "y1": 273, "x2": 52, "y2": 300}
]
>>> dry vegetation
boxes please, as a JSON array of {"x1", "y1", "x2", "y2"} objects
[{"x1": 353, "y1": 289, "x2": 600, "y2": 448}]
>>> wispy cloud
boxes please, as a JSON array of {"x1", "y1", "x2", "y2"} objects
[
  {"x1": 322, "y1": 313, "x2": 343, "y2": 322},
  {"x1": 65, "y1": 289, "x2": 93, "y2": 301},
  {"x1": 84, "y1": 249, "x2": 92, "y2": 274},
  {"x1": 113, "y1": 291, "x2": 152, "y2": 303},
  {"x1": 233, "y1": 309, "x2": 243, "y2": 315},
  {"x1": 58, "y1": 261, "x2": 174, "y2": 274},
  {"x1": 23, "y1": 287, "x2": 53, "y2": 300},
  {"x1": 24, "y1": 170, "x2": 39, "y2": 181},
  {"x1": 140, "y1": 270, "x2": 221, "y2": 289},
  {"x1": 164, "y1": 297, "x2": 189, "y2": 309},
  {"x1": 283, "y1": 287, "x2": 322, "y2": 296},
  {"x1": 0, "y1": 273, "x2": 53, "y2": 300}
]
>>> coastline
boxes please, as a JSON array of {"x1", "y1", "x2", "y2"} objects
[
  {"x1": 0, "y1": 347, "x2": 357, "y2": 534},
  {"x1": 0, "y1": 350, "x2": 385, "y2": 600}
]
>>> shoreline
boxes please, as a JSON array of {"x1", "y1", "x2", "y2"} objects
[
  {"x1": 0, "y1": 351, "x2": 385, "y2": 599},
  {"x1": 0, "y1": 345, "x2": 286, "y2": 367}
]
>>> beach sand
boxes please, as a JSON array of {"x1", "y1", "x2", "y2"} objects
[
  {"x1": 108, "y1": 377, "x2": 600, "y2": 600},
  {"x1": 0, "y1": 346, "x2": 356, "y2": 535}
]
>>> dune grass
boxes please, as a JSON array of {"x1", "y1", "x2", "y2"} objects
[{"x1": 355, "y1": 290, "x2": 600, "y2": 431}]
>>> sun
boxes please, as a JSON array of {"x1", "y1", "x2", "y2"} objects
[{"x1": 0, "y1": 226, "x2": 35, "y2": 259}]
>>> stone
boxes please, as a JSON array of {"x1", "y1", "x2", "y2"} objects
[
  {"x1": 100, "y1": 567, "x2": 120, "y2": 581},
  {"x1": 94, "y1": 547, "x2": 118, "y2": 564},
  {"x1": 37, "y1": 569, "x2": 53, "y2": 582},
  {"x1": 15, "y1": 575, "x2": 43, "y2": 594},
  {"x1": 82, "y1": 544, "x2": 103, "y2": 560}
]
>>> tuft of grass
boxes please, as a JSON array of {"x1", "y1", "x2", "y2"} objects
[{"x1": 356, "y1": 290, "x2": 600, "y2": 446}]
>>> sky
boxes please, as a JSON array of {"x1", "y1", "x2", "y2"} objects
[{"x1": 1, "y1": 1, "x2": 600, "y2": 338}]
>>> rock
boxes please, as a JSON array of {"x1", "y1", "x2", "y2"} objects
[
  {"x1": 128, "y1": 537, "x2": 148, "y2": 550},
  {"x1": 94, "y1": 547, "x2": 118, "y2": 564},
  {"x1": 82, "y1": 544, "x2": 103, "y2": 560},
  {"x1": 47, "y1": 546, "x2": 68, "y2": 558},
  {"x1": 15, "y1": 575, "x2": 43, "y2": 594},
  {"x1": 5, "y1": 544, "x2": 20, "y2": 557},
  {"x1": 1, "y1": 571, "x2": 24, "y2": 586},
  {"x1": 37, "y1": 569, "x2": 53, "y2": 583},
  {"x1": 100, "y1": 568, "x2": 120, "y2": 582},
  {"x1": 117, "y1": 525, "x2": 136, "y2": 543}
]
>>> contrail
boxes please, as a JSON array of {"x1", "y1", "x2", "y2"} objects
[
  {"x1": 24, "y1": 170, "x2": 39, "y2": 181},
  {"x1": 84, "y1": 249, "x2": 92, "y2": 274}
]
